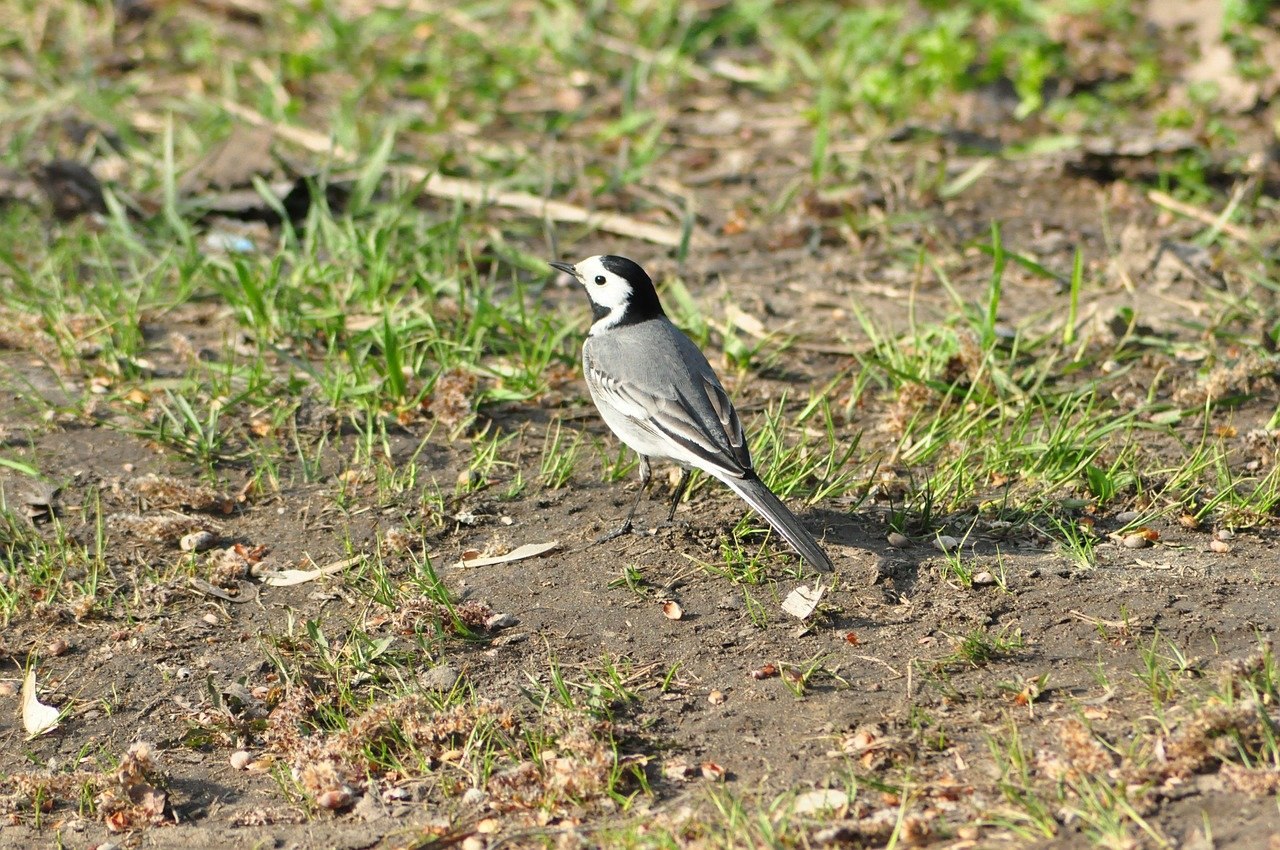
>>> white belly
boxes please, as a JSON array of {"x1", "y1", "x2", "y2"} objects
[{"x1": 589, "y1": 384, "x2": 683, "y2": 465}]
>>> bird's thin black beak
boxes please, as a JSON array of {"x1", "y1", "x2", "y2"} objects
[{"x1": 548, "y1": 261, "x2": 577, "y2": 276}]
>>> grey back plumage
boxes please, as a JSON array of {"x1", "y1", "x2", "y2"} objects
[{"x1": 583, "y1": 318, "x2": 752, "y2": 478}]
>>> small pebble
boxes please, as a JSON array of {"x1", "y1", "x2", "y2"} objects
[
  {"x1": 315, "y1": 788, "x2": 352, "y2": 810},
  {"x1": 708, "y1": 690, "x2": 727, "y2": 706},
  {"x1": 461, "y1": 787, "x2": 488, "y2": 806},
  {"x1": 230, "y1": 750, "x2": 251, "y2": 770},
  {"x1": 484, "y1": 613, "x2": 518, "y2": 630},
  {"x1": 933, "y1": 535, "x2": 958, "y2": 552},
  {"x1": 1122, "y1": 533, "x2": 1152, "y2": 549},
  {"x1": 461, "y1": 837, "x2": 486, "y2": 850},
  {"x1": 180, "y1": 530, "x2": 217, "y2": 552},
  {"x1": 419, "y1": 664, "x2": 460, "y2": 692},
  {"x1": 48, "y1": 638, "x2": 70, "y2": 656},
  {"x1": 1115, "y1": 510, "x2": 1141, "y2": 524},
  {"x1": 202, "y1": 613, "x2": 219, "y2": 626},
  {"x1": 887, "y1": 531, "x2": 910, "y2": 548},
  {"x1": 972, "y1": 571, "x2": 996, "y2": 587},
  {"x1": 1210, "y1": 539, "x2": 1231, "y2": 554},
  {"x1": 1216, "y1": 528, "x2": 1235, "y2": 541},
  {"x1": 0, "y1": 681, "x2": 15, "y2": 697}
]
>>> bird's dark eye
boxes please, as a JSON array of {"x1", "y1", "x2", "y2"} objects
[{"x1": 593, "y1": 275, "x2": 606, "y2": 285}]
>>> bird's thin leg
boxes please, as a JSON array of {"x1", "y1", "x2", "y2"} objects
[
  {"x1": 664, "y1": 468, "x2": 692, "y2": 523},
  {"x1": 596, "y1": 456, "x2": 651, "y2": 543}
]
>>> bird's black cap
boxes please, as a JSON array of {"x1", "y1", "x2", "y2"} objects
[
  {"x1": 600, "y1": 255, "x2": 664, "y2": 326},
  {"x1": 599, "y1": 255, "x2": 652, "y2": 286}
]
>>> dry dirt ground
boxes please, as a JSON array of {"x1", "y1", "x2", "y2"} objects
[
  {"x1": 3, "y1": 2, "x2": 1280, "y2": 849},
  {"x1": 3, "y1": 168, "x2": 1279, "y2": 846}
]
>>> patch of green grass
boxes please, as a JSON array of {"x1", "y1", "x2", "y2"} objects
[
  {"x1": 778, "y1": 652, "x2": 838, "y2": 699},
  {"x1": 845, "y1": 221, "x2": 1280, "y2": 552},
  {"x1": 0, "y1": 494, "x2": 113, "y2": 626},
  {"x1": 934, "y1": 533, "x2": 978, "y2": 587},
  {"x1": 1136, "y1": 631, "x2": 1197, "y2": 708},
  {"x1": 1046, "y1": 514, "x2": 1099, "y2": 569},
  {"x1": 707, "y1": 530, "x2": 779, "y2": 585},
  {"x1": 524, "y1": 653, "x2": 640, "y2": 722},
  {"x1": 751, "y1": 395, "x2": 866, "y2": 504},
  {"x1": 987, "y1": 723, "x2": 1059, "y2": 839},
  {"x1": 1061, "y1": 770, "x2": 1169, "y2": 847},
  {"x1": 458, "y1": 424, "x2": 518, "y2": 496},
  {"x1": 607, "y1": 564, "x2": 650, "y2": 598},
  {"x1": 940, "y1": 626, "x2": 1025, "y2": 669},
  {"x1": 983, "y1": 637, "x2": 1280, "y2": 847},
  {"x1": 539, "y1": 419, "x2": 585, "y2": 490}
]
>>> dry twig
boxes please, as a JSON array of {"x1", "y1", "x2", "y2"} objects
[{"x1": 219, "y1": 101, "x2": 701, "y2": 247}]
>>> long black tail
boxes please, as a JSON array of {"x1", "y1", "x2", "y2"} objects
[{"x1": 723, "y1": 474, "x2": 833, "y2": 572}]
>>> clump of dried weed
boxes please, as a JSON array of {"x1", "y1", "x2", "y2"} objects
[
  {"x1": 260, "y1": 681, "x2": 632, "y2": 818},
  {"x1": 0, "y1": 742, "x2": 168, "y2": 831},
  {"x1": 126, "y1": 474, "x2": 233, "y2": 514},
  {"x1": 388, "y1": 596, "x2": 498, "y2": 635},
  {"x1": 421, "y1": 367, "x2": 477, "y2": 432},
  {"x1": 1034, "y1": 644, "x2": 1279, "y2": 818},
  {"x1": 109, "y1": 512, "x2": 223, "y2": 545}
]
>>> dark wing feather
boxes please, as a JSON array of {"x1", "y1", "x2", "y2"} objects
[{"x1": 701, "y1": 374, "x2": 751, "y2": 471}]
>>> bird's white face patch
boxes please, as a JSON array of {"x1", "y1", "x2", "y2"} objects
[{"x1": 571, "y1": 255, "x2": 635, "y2": 334}]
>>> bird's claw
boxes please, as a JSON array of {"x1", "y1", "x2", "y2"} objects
[{"x1": 594, "y1": 521, "x2": 634, "y2": 544}]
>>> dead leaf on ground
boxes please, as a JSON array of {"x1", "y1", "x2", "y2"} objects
[
  {"x1": 662, "y1": 759, "x2": 695, "y2": 782},
  {"x1": 20, "y1": 482, "x2": 58, "y2": 522},
  {"x1": 22, "y1": 669, "x2": 61, "y2": 738},
  {"x1": 448, "y1": 541, "x2": 559, "y2": 569},
  {"x1": 781, "y1": 582, "x2": 824, "y2": 619},
  {"x1": 793, "y1": 788, "x2": 849, "y2": 814},
  {"x1": 261, "y1": 556, "x2": 361, "y2": 586}
]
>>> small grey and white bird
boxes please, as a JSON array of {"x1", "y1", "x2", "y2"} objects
[{"x1": 549, "y1": 254, "x2": 834, "y2": 572}]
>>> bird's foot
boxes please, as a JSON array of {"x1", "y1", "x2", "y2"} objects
[{"x1": 594, "y1": 520, "x2": 634, "y2": 544}]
